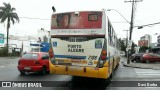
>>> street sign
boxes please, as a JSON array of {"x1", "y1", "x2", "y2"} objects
[
  {"x1": 126, "y1": 48, "x2": 128, "y2": 51},
  {"x1": 128, "y1": 40, "x2": 132, "y2": 46},
  {"x1": 127, "y1": 40, "x2": 132, "y2": 50},
  {"x1": 0, "y1": 33, "x2": 4, "y2": 44},
  {"x1": 0, "y1": 33, "x2": 4, "y2": 47},
  {"x1": 127, "y1": 46, "x2": 131, "y2": 50},
  {"x1": 9, "y1": 45, "x2": 12, "y2": 53}
]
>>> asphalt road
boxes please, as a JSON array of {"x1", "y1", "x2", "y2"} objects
[{"x1": 0, "y1": 57, "x2": 160, "y2": 90}]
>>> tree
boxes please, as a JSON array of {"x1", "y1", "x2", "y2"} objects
[
  {"x1": 0, "y1": 3, "x2": 19, "y2": 55},
  {"x1": 139, "y1": 46, "x2": 149, "y2": 53},
  {"x1": 119, "y1": 38, "x2": 126, "y2": 52}
]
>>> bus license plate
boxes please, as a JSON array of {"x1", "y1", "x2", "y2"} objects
[
  {"x1": 70, "y1": 66, "x2": 82, "y2": 70},
  {"x1": 71, "y1": 59, "x2": 81, "y2": 63}
]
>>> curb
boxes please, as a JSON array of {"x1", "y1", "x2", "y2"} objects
[
  {"x1": 0, "y1": 57, "x2": 20, "y2": 59},
  {"x1": 123, "y1": 63, "x2": 160, "y2": 70}
]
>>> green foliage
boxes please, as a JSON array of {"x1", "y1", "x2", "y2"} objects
[
  {"x1": 119, "y1": 38, "x2": 126, "y2": 52},
  {"x1": 0, "y1": 47, "x2": 8, "y2": 56},
  {"x1": 139, "y1": 46, "x2": 149, "y2": 53},
  {"x1": 0, "y1": 2, "x2": 19, "y2": 56},
  {"x1": 0, "y1": 47, "x2": 21, "y2": 57},
  {"x1": 119, "y1": 38, "x2": 137, "y2": 56}
]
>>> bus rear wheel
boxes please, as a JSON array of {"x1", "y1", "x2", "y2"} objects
[{"x1": 103, "y1": 73, "x2": 112, "y2": 86}]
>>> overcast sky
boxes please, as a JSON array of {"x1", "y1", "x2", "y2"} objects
[{"x1": 0, "y1": 0, "x2": 160, "y2": 44}]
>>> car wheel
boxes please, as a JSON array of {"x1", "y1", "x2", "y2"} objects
[
  {"x1": 146, "y1": 60, "x2": 150, "y2": 63},
  {"x1": 136, "y1": 59, "x2": 140, "y2": 62},
  {"x1": 20, "y1": 71, "x2": 25, "y2": 75},
  {"x1": 41, "y1": 67, "x2": 47, "y2": 75}
]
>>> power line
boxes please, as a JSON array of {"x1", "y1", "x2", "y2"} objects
[
  {"x1": 19, "y1": 17, "x2": 50, "y2": 20},
  {"x1": 134, "y1": 22, "x2": 160, "y2": 29}
]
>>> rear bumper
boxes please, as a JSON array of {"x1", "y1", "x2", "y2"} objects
[
  {"x1": 49, "y1": 63, "x2": 109, "y2": 79},
  {"x1": 17, "y1": 65, "x2": 42, "y2": 72}
]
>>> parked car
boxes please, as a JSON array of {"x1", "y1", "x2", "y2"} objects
[
  {"x1": 17, "y1": 52, "x2": 49, "y2": 75},
  {"x1": 130, "y1": 53, "x2": 145, "y2": 62},
  {"x1": 140, "y1": 53, "x2": 160, "y2": 63}
]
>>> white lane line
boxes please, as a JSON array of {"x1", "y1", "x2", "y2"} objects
[
  {"x1": 137, "y1": 74, "x2": 160, "y2": 76},
  {"x1": 0, "y1": 66, "x2": 5, "y2": 68},
  {"x1": 136, "y1": 72, "x2": 160, "y2": 74},
  {"x1": 135, "y1": 69, "x2": 160, "y2": 77}
]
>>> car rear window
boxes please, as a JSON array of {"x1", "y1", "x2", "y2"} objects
[{"x1": 22, "y1": 53, "x2": 38, "y2": 60}]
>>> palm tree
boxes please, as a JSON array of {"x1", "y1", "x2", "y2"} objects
[{"x1": 0, "y1": 2, "x2": 19, "y2": 55}]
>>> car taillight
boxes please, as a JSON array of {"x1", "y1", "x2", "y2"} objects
[
  {"x1": 143, "y1": 54, "x2": 149, "y2": 58},
  {"x1": 49, "y1": 49, "x2": 53, "y2": 58},
  {"x1": 35, "y1": 61, "x2": 40, "y2": 64}
]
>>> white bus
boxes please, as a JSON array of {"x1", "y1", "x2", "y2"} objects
[{"x1": 49, "y1": 10, "x2": 120, "y2": 82}]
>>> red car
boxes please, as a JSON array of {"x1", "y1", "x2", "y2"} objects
[
  {"x1": 17, "y1": 52, "x2": 50, "y2": 75},
  {"x1": 140, "y1": 53, "x2": 160, "y2": 63}
]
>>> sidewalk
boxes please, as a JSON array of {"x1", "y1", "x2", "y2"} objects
[
  {"x1": 0, "y1": 56, "x2": 20, "y2": 59},
  {"x1": 0, "y1": 57, "x2": 20, "y2": 66},
  {"x1": 121, "y1": 57, "x2": 160, "y2": 70}
]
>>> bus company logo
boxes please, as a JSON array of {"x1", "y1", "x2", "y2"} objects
[
  {"x1": 2, "y1": 82, "x2": 11, "y2": 87},
  {"x1": 95, "y1": 40, "x2": 102, "y2": 48}
]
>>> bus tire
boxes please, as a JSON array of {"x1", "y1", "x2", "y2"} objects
[
  {"x1": 102, "y1": 73, "x2": 112, "y2": 86},
  {"x1": 103, "y1": 78, "x2": 111, "y2": 86}
]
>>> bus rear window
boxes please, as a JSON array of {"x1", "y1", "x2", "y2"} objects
[
  {"x1": 51, "y1": 11, "x2": 102, "y2": 29},
  {"x1": 88, "y1": 14, "x2": 98, "y2": 21}
]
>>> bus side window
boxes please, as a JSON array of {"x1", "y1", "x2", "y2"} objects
[{"x1": 108, "y1": 21, "x2": 112, "y2": 46}]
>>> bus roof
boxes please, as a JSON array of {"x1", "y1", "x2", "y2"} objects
[{"x1": 51, "y1": 10, "x2": 105, "y2": 15}]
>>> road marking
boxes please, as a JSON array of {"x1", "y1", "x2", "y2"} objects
[
  {"x1": 135, "y1": 69, "x2": 160, "y2": 77},
  {"x1": 0, "y1": 66, "x2": 5, "y2": 68}
]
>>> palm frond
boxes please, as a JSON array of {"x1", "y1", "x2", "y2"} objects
[
  {"x1": 3, "y1": 3, "x2": 11, "y2": 9},
  {"x1": 0, "y1": 7, "x2": 5, "y2": 10},
  {"x1": 0, "y1": 12, "x2": 3, "y2": 18},
  {"x1": 11, "y1": 17, "x2": 15, "y2": 24},
  {"x1": 0, "y1": 15, "x2": 7, "y2": 23},
  {"x1": 11, "y1": 8, "x2": 16, "y2": 12},
  {"x1": 12, "y1": 13, "x2": 19, "y2": 22}
]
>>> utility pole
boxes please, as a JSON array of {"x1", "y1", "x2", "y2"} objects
[
  {"x1": 125, "y1": 0, "x2": 142, "y2": 64},
  {"x1": 123, "y1": 30, "x2": 129, "y2": 59}
]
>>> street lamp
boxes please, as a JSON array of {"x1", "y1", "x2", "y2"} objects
[
  {"x1": 107, "y1": 9, "x2": 130, "y2": 24},
  {"x1": 107, "y1": 9, "x2": 131, "y2": 64}
]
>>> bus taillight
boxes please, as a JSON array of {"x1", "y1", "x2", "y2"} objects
[
  {"x1": 101, "y1": 50, "x2": 107, "y2": 55},
  {"x1": 101, "y1": 55, "x2": 106, "y2": 60},
  {"x1": 101, "y1": 50, "x2": 107, "y2": 60}
]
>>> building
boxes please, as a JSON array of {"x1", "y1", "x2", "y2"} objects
[
  {"x1": 138, "y1": 40, "x2": 148, "y2": 47},
  {"x1": 0, "y1": 28, "x2": 50, "y2": 54},
  {"x1": 138, "y1": 34, "x2": 152, "y2": 47},
  {"x1": 7, "y1": 35, "x2": 37, "y2": 53}
]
